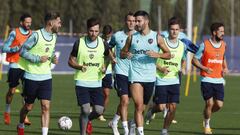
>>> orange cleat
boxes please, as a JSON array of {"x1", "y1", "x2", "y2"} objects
[
  {"x1": 17, "y1": 126, "x2": 24, "y2": 135},
  {"x1": 4, "y1": 112, "x2": 10, "y2": 125},
  {"x1": 86, "y1": 121, "x2": 93, "y2": 135}
]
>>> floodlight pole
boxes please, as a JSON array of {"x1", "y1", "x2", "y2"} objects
[{"x1": 186, "y1": 0, "x2": 193, "y2": 72}]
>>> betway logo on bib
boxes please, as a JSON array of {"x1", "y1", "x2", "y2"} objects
[
  {"x1": 208, "y1": 59, "x2": 223, "y2": 64},
  {"x1": 132, "y1": 49, "x2": 150, "y2": 54},
  {"x1": 164, "y1": 61, "x2": 178, "y2": 67},
  {"x1": 83, "y1": 62, "x2": 100, "y2": 67}
]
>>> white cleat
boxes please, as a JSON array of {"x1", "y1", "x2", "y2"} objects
[
  {"x1": 128, "y1": 120, "x2": 136, "y2": 135},
  {"x1": 172, "y1": 119, "x2": 177, "y2": 124},
  {"x1": 108, "y1": 120, "x2": 120, "y2": 135},
  {"x1": 98, "y1": 115, "x2": 107, "y2": 122}
]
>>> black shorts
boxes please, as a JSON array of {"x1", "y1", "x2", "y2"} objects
[
  {"x1": 7, "y1": 68, "x2": 24, "y2": 88},
  {"x1": 102, "y1": 74, "x2": 113, "y2": 89},
  {"x1": 131, "y1": 82, "x2": 155, "y2": 105},
  {"x1": 154, "y1": 84, "x2": 180, "y2": 104},
  {"x1": 23, "y1": 79, "x2": 52, "y2": 104},
  {"x1": 75, "y1": 86, "x2": 104, "y2": 106},
  {"x1": 201, "y1": 82, "x2": 224, "y2": 101},
  {"x1": 114, "y1": 74, "x2": 130, "y2": 97}
]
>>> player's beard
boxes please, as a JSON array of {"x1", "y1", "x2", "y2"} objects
[
  {"x1": 22, "y1": 25, "x2": 31, "y2": 31},
  {"x1": 215, "y1": 35, "x2": 223, "y2": 42}
]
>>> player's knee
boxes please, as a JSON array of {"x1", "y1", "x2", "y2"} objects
[
  {"x1": 41, "y1": 104, "x2": 50, "y2": 113},
  {"x1": 24, "y1": 104, "x2": 33, "y2": 112},
  {"x1": 8, "y1": 88, "x2": 16, "y2": 95},
  {"x1": 120, "y1": 98, "x2": 129, "y2": 107},
  {"x1": 95, "y1": 105, "x2": 104, "y2": 115},
  {"x1": 81, "y1": 104, "x2": 91, "y2": 116},
  {"x1": 135, "y1": 104, "x2": 144, "y2": 112}
]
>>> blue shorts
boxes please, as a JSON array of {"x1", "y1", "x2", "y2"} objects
[
  {"x1": 75, "y1": 86, "x2": 104, "y2": 106},
  {"x1": 201, "y1": 82, "x2": 224, "y2": 101},
  {"x1": 102, "y1": 74, "x2": 113, "y2": 89},
  {"x1": 154, "y1": 84, "x2": 180, "y2": 104},
  {"x1": 7, "y1": 68, "x2": 24, "y2": 88},
  {"x1": 131, "y1": 82, "x2": 155, "y2": 105},
  {"x1": 23, "y1": 79, "x2": 52, "y2": 104},
  {"x1": 114, "y1": 74, "x2": 130, "y2": 97}
]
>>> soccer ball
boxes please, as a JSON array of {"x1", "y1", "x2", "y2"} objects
[{"x1": 58, "y1": 116, "x2": 72, "y2": 130}]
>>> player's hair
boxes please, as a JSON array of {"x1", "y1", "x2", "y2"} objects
[
  {"x1": 20, "y1": 13, "x2": 31, "y2": 22},
  {"x1": 124, "y1": 12, "x2": 134, "y2": 21},
  {"x1": 134, "y1": 10, "x2": 149, "y2": 20},
  {"x1": 44, "y1": 11, "x2": 60, "y2": 24},
  {"x1": 102, "y1": 25, "x2": 112, "y2": 35},
  {"x1": 87, "y1": 17, "x2": 101, "y2": 30},
  {"x1": 168, "y1": 16, "x2": 181, "y2": 29},
  {"x1": 210, "y1": 22, "x2": 224, "y2": 35}
]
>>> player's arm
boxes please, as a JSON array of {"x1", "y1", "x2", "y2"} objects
[
  {"x1": 192, "y1": 43, "x2": 212, "y2": 74},
  {"x1": 2, "y1": 31, "x2": 20, "y2": 53},
  {"x1": 146, "y1": 35, "x2": 171, "y2": 59},
  {"x1": 223, "y1": 57, "x2": 228, "y2": 74},
  {"x1": 68, "y1": 39, "x2": 85, "y2": 71},
  {"x1": 20, "y1": 32, "x2": 48, "y2": 63},
  {"x1": 120, "y1": 35, "x2": 132, "y2": 59}
]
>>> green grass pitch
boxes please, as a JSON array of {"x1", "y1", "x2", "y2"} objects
[{"x1": 0, "y1": 74, "x2": 240, "y2": 135}]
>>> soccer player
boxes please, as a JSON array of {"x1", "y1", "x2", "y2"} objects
[
  {"x1": 68, "y1": 17, "x2": 110, "y2": 135},
  {"x1": 121, "y1": 10, "x2": 171, "y2": 135},
  {"x1": 17, "y1": 11, "x2": 61, "y2": 135},
  {"x1": 145, "y1": 17, "x2": 200, "y2": 125},
  {"x1": 2, "y1": 13, "x2": 32, "y2": 125},
  {"x1": 145, "y1": 17, "x2": 188, "y2": 135},
  {"x1": 99, "y1": 24, "x2": 114, "y2": 122},
  {"x1": 108, "y1": 12, "x2": 136, "y2": 135},
  {"x1": 192, "y1": 22, "x2": 228, "y2": 135}
]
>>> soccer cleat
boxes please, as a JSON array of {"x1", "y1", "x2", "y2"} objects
[
  {"x1": 128, "y1": 120, "x2": 136, "y2": 135},
  {"x1": 151, "y1": 113, "x2": 156, "y2": 119},
  {"x1": 145, "y1": 109, "x2": 153, "y2": 125},
  {"x1": 204, "y1": 127, "x2": 212, "y2": 134},
  {"x1": 98, "y1": 115, "x2": 106, "y2": 122},
  {"x1": 161, "y1": 129, "x2": 169, "y2": 135},
  {"x1": 17, "y1": 126, "x2": 24, "y2": 135},
  {"x1": 108, "y1": 120, "x2": 120, "y2": 135},
  {"x1": 4, "y1": 112, "x2": 10, "y2": 125},
  {"x1": 86, "y1": 121, "x2": 93, "y2": 135},
  {"x1": 172, "y1": 119, "x2": 177, "y2": 124}
]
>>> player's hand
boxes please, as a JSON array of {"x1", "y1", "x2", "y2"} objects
[
  {"x1": 204, "y1": 67, "x2": 213, "y2": 74},
  {"x1": 101, "y1": 65, "x2": 106, "y2": 74},
  {"x1": 40, "y1": 55, "x2": 49, "y2": 63},
  {"x1": 146, "y1": 50, "x2": 160, "y2": 58},
  {"x1": 181, "y1": 67, "x2": 186, "y2": 75},
  {"x1": 127, "y1": 52, "x2": 133, "y2": 59},
  {"x1": 81, "y1": 66, "x2": 87, "y2": 72},
  {"x1": 159, "y1": 66, "x2": 170, "y2": 75},
  {"x1": 52, "y1": 55, "x2": 58, "y2": 64},
  {"x1": 223, "y1": 67, "x2": 229, "y2": 74},
  {"x1": 112, "y1": 58, "x2": 117, "y2": 64}
]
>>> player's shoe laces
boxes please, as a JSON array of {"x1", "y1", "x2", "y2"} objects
[
  {"x1": 86, "y1": 121, "x2": 93, "y2": 135},
  {"x1": 108, "y1": 120, "x2": 120, "y2": 135},
  {"x1": 17, "y1": 125, "x2": 24, "y2": 135},
  {"x1": 98, "y1": 115, "x2": 106, "y2": 122},
  {"x1": 24, "y1": 116, "x2": 31, "y2": 125},
  {"x1": 128, "y1": 120, "x2": 136, "y2": 135},
  {"x1": 4, "y1": 112, "x2": 10, "y2": 125}
]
